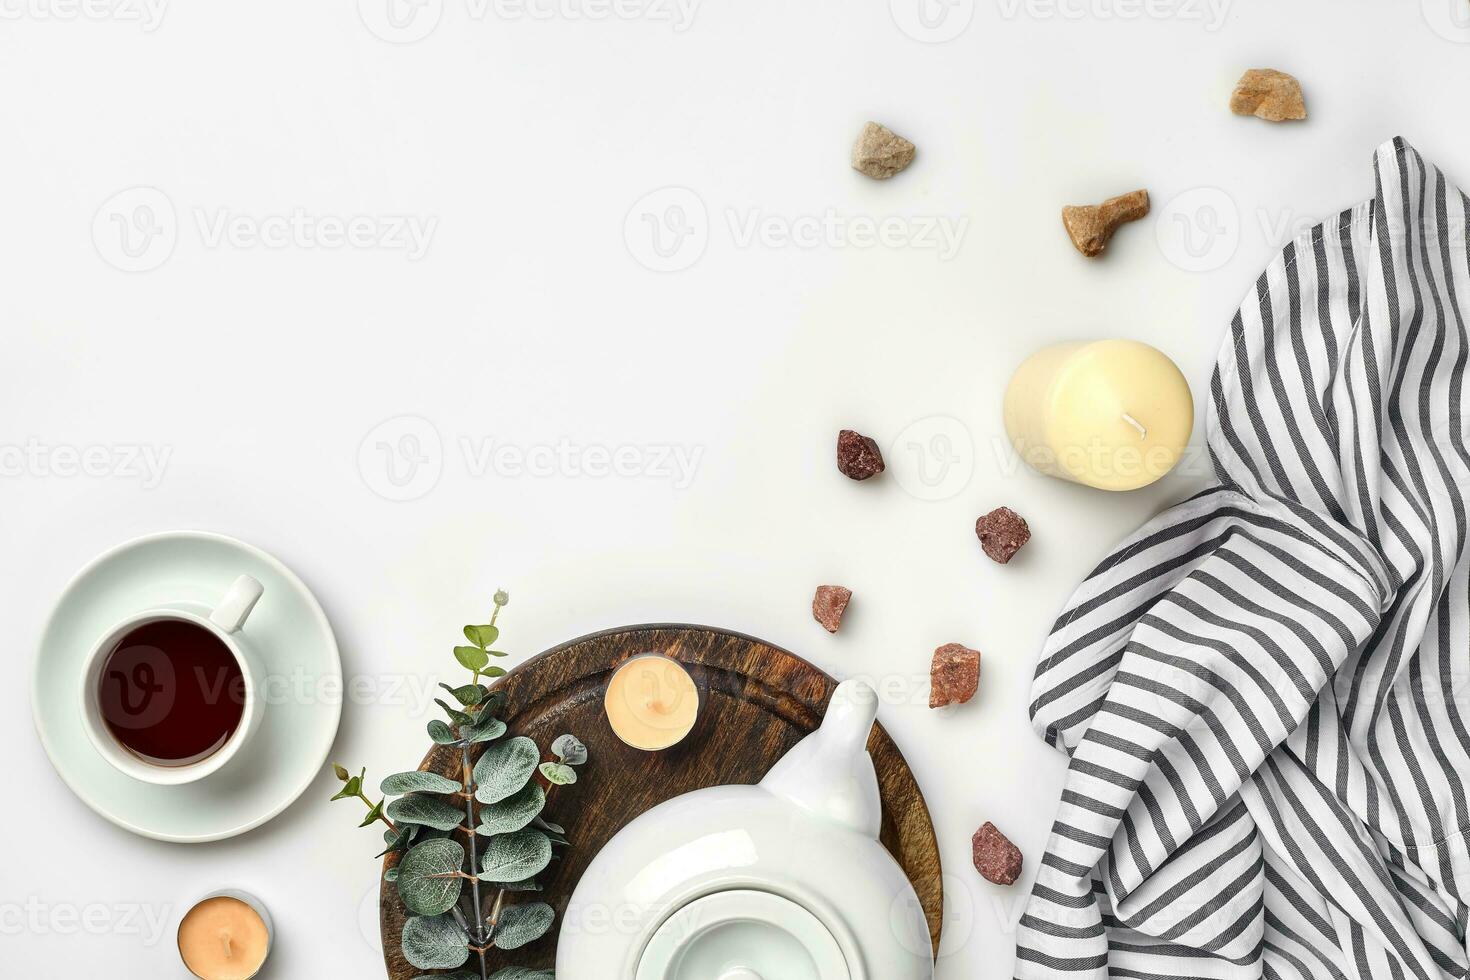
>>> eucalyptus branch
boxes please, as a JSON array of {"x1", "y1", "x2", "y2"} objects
[{"x1": 326, "y1": 590, "x2": 580, "y2": 980}]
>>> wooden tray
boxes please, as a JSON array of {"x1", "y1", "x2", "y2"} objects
[{"x1": 380, "y1": 624, "x2": 943, "y2": 976}]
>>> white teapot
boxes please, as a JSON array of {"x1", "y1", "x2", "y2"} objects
[{"x1": 556, "y1": 680, "x2": 935, "y2": 980}]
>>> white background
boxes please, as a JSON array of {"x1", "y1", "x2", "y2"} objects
[{"x1": 5, "y1": 0, "x2": 1470, "y2": 976}]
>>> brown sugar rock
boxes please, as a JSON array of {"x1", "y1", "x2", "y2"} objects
[
  {"x1": 929, "y1": 643, "x2": 980, "y2": 708},
  {"x1": 1230, "y1": 69, "x2": 1307, "y2": 122},
  {"x1": 851, "y1": 122, "x2": 916, "y2": 180},
  {"x1": 972, "y1": 822, "x2": 1023, "y2": 885},
  {"x1": 836, "y1": 429, "x2": 885, "y2": 481},
  {"x1": 812, "y1": 585, "x2": 853, "y2": 633},
  {"x1": 975, "y1": 506, "x2": 1030, "y2": 564},
  {"x1": 1061, "y1": 189, "x2": 1150, "y2": 257}
]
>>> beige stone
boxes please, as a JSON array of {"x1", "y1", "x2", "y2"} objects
[
  {"x1": 1061, "y1": 189, "x2": 1150, "y2": 258},
  {"x1": 1230, "y1": 68, "x2": 1307, "y2": 122},
  {"x1": 851, "y1": 121, "x2": 916, "y2": 180}
]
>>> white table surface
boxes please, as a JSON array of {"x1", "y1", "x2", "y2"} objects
[{"x1": 5, "y1": 1, "x2": 1469, "y2": 976}]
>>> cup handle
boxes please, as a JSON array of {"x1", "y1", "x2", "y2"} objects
[{"x1": 210, "y1": 574, "x2": 265, "y2": 634}]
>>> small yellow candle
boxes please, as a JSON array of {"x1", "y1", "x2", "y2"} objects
[
  {"x1": 604, "y1": 654, "x2": 700, "y2": 751},
  {"x1": 1004, "y1": 339, "x2": 1193, "y2": 491},
  {"x1": 178, "y1": 894, "x2": 271, "y2": 980}
]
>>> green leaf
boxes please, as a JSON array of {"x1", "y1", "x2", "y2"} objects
[
  {"x1": 413, "y1": 973, "x2": 483, "y2": 980},
  {"x1": 381, "y1": 771, "x2": 463, "y2": 796},
  {"x1": 387, "y1": 794, "x2": 465, "y2": 832},
  {"x1": 435, "y1": 699, "x2": 474, "y2": 726},
  {"x1": 441, "y1": 682, "x2": 489, "y2": 706},
  {"x1": 397, "y1": 838, "x2": 467, "y2": 916},
  {"x1": 427, "y1": 720, "x2": 462, "y2": 745},
  {"x1": 552, "y1": 733, "x2": 588, "y2": 765},
  {"x1": 330, "y1": 775, "x2": 362, "y2": 801},
  {"x1": 384, "y1": 867, "x2": 399, "y2": 883},
  {"x1": 487, "y1": 970, "x2": 553, "y2": 980},
  {"x1": 482, "y1": 665, "x2": 508, "y2": 678},
  {"x1": 473, "y1": 736, "x2": 540, "y2": 805},
  {"x1": 532, "y1": 817, "x2": 565, "y2": 835},
  {"x1": 494, "y1": 876, "x2": 543, "y2": 892},
  {"x1": 464, "y1": 714, "x2": 507, "y2": 745},
  {"x1": 539, "y1": 762, "x2": 577, "y2": 786},
  {"x1": 453, "y1": 645, "x2": 491, "y2": 671},
  {"x1": 477, "y1": 782, "x2": 546, "y2": 836},
  {"x1": 401, "y1": 914, "x2": 469, "y2": 971},
  {"x1": 478, "y1": 829, "x2": 552, "y2": 883},
  {"x1": 463, "y1": 624, "x2": 500, "y2": 648},
  {"x1": 377, "y1": 824, "x2": 414, "y2": 858},
  {"x1": 359, "y1": 799, "x2": 386, "y2": 828},
  {"x1": 492, "y1": 902, "x2": 555, "y2": 950}
]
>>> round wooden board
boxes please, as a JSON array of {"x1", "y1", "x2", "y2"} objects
[{"x1": 380, "y1": 624, "x2": 943, "y2": 976}]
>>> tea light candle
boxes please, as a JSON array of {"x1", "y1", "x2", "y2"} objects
[
  {"x1": 177, "y1": 892, "x2": 272, "y2": 980},
  {"x1": 605, "y1": 654, "x2": 700, "y2": 751},
  {"x1": 1003, "y1": 339, "x2": 1193, "y2": 491}
]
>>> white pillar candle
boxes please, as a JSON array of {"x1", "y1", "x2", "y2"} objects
[{"x1": 1004, "y1": 339, "x2": 1193, "y2": 491}]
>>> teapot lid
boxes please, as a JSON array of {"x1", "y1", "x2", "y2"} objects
[{"x1": 634, "y1": 890, "x2": 850, "y2": 980}]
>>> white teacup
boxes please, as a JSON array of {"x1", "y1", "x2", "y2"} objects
[{"x1": 79, "y1": 574, "x2": 266, "y2": 785}]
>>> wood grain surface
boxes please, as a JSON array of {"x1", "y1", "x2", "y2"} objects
[{"x1": 380, "y1": 624, "x2": 943, "y2": 976}]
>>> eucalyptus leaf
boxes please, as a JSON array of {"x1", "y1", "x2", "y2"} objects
[
  {"x1": 477, "y1": 782, "x2": 546, "y2": 836},
  {"x1": 538, "y1": 762, "x2": 577, "y2": 786},
  {"x1": 413, "y1": 973, "x2": 482, "y2": 980},
  {"x1": 482, "y1": 665, "x2": 508, "y2": 678},
  {"x1": 453, "y1": 645, "x2": 491, "y2": 671},
  {"x1": 381, "y1": 771, "x2": 463, "y2": 796},
  {"x1": 384, "y1": 867, "x2": 399, "y2": 883},
  {"x1": 478, "y1": 830, "x2": 552, "y2": 883},
  {"x1": 551, "y1": 733, "x2": 588, "y2": 766},
  {"x1": 435, "y1": 699, "x2": 474, "y2": 726},
  {"x1": 397, "y1": 839, "x2": 467, "y2": 916},
  {"x1": 441, "y1": 682, "x2": 489, "y2": 706},
  {"x1": 473, "y1": 736, "x2": 540, "y2": 805},
  {"x1": 464, "y1": 624, "x2": 500, "y2": 648},
  {"x1": 377, "y1": 824, "x2": 414, "y2": 858},
  {"x1": 464, "y1": 714, "x2": 507, "y2": 745},
  {"x1": 359, "y1": 799, "x2": 386, "y2": 828},
  {"x1": 387, "y1": 794, "x2": 466, "y2": 832},
  {"x1": 401, "y1": 914, "x2": 470, "y2": 971},
  {"x1": 531, "y1": 817, "x2": 566, "y2": 835},
  {"x1": 494, "y1": 876, "x2": 543, "y2": 893},
  {"x1": 488, "y1": 970, "x2": 554, "y2": 980},
  {"x1": 491, "y1": 902, "x2": 555, "y2": 951},
  {"x1": 427, "y1": 720, "x2": 462, "y2": 745},
  {"x1": 330, "y1": 775, "x2": 362, "y2": 801}
]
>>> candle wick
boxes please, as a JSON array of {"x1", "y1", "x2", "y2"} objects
[
  {"x1": 221, "y1": 932, "x2": 233, "y2": 960},
  {"x1": 1122, "y1": 413, "x2": 1147, "y2": 439}
]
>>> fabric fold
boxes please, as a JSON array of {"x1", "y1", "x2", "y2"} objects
[{"x1": 1018, "y1": 139, "x2": 1470, "y2": 980}]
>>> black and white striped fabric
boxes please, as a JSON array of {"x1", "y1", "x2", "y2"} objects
[{"x1": 1017, "y1": 139, "x2": 1470, "y2": 980}]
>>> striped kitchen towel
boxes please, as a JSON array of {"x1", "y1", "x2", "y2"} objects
[{"x1": 1017, "y1": 138, "x2": 1470, "y2": 980}]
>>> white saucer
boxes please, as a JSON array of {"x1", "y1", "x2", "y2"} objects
[{"x1": 31, "y1": 530, "x2": 342, "y2": 843}]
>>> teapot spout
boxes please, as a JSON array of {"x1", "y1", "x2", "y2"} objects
[{"x1": 760, "y1": 680, "x2": 883, "y2": 838}]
